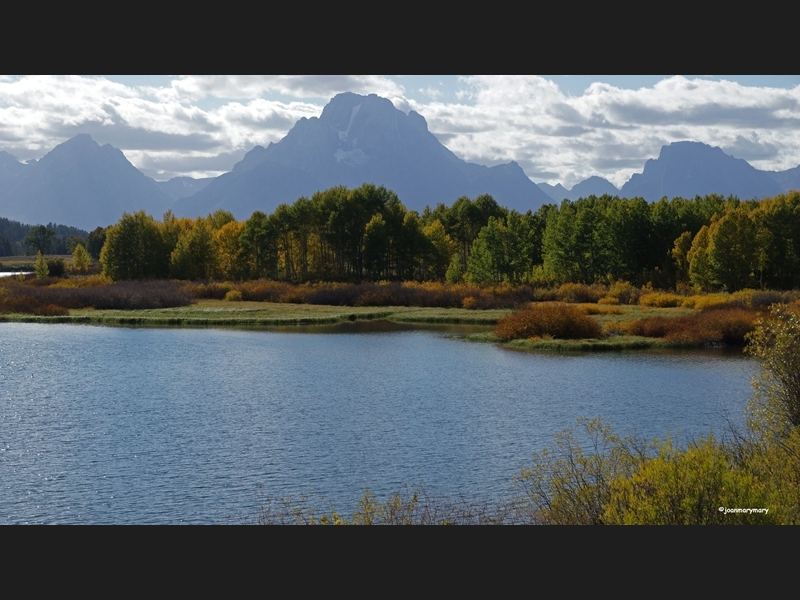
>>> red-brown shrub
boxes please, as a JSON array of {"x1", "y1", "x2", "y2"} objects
[
  {"x1": 0, "y1": 279, "x2": 191, "y2": 313},
  {"x1": 627, "y1": 308, "x2": 758, "y2": 346},
  {"x1": 33, "y1": 303, "x2": 69, "y2": 316},
  {"x1": 557, "y1": 283, "x2": 605, "y2": 304},
  {"x1": 495, "y1": 303, "x2": 604, "y2": 341}
]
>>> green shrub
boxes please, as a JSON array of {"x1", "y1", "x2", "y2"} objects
[
  {"x1": 603, "y1": 437, "x2": 773, "y2": 525},
  {"x1": 514, "y1": 418, "x2": 647, "y2": 525},
  {"x1": 606, "y1": 281, "x2": 640, "y2": 305},
  {"x1": 45, "y1": 257, "x2": 66, "y2": 278},
  {"x1": 745, "y1": 304, "x2": 800, "y2": 435}
]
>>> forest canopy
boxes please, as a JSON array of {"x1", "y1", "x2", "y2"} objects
[{"x1": 94, "y1": 185, "x2": 800, "y2": 292}]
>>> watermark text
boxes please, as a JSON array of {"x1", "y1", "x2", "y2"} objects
[{"x1": 718, "y1": 506, "x2": 769, "y2": 515}]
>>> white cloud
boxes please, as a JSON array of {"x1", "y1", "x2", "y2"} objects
[
  {"x1": 2, "y1": 75, "x2": 800, "y2": 186},
  {"x1": 146, "y1": 75, "x2": 405, "y2": 104},
  {"x1": 411, "y1": 75, "x2": 800, "y2": 187},
  {"x1": 419, "y1": 86, "x2": 442, "y2": 99}
]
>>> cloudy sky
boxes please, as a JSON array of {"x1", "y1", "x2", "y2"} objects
[{"x1": 2, "y1": 75, "x2": 800, "y2": 188}]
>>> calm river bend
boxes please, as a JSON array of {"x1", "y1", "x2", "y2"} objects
[{"x1": 0, "y1": 322, "x2": 756, "y2": 524}]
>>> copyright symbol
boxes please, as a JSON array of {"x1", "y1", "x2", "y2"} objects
[{"x1": 718, "y1": 506, "x2": 724, "y2": 512}]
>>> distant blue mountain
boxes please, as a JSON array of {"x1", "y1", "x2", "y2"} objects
[
  {"x1": 621, "y1": 141, "x2": 784, "y2": 201},
  {"x1": 537, "y1": 182, "x2": 570, "y2": 201},
  {"x1": 538, "y1": 176, "x2": 619, "y2": 201},
  {"x1": 570, "y1": 176, "x2": 620, "y2": 199},
  {"x1": 155, "y1": 176, "x2": 213, "y2": 202},
  {"x1": 0, "y1": 134, "x2": 170, "y2": 230},
  {"x1": 6, "y1": 122, "x2": 800, "y2": 234},
  {"x1": 175, "y1": 92, "x2": 553, "y2": 219},
  {"x1": 763, "y1": 164, "x2": 800, "y2": 193}
]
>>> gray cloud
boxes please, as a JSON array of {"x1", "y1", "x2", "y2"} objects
[
  {"x1": 53, "y1": 122, "x2": 220, "y2": 153},
  {"x1": 135, "y1": 149, "x2": 249, "y2": 181},
  {"x1": 722, "y1": 135, "x2": 781, "y2": 162}
]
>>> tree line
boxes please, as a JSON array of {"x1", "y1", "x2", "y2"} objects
[
  {"x1": 93, "y1": 184, "x2": 800, "y2": 292},
  {"x1": 0, "y1": 218, "x2": 90, "y2": 257}
]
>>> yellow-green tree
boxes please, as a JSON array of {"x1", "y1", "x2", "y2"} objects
[
  {"x1": 72, "y1": 243, "x2": 90, "y2": 272},
  {"x1": 707, "y1": 207, "x2": 757, "y2": 292},
  {"x1": 170, "y1": 218, "x2": 218, "y2": 280},
  {"x1": 423, "y1": 219, "x2": 456, "y2": 280},
  {"x1": 101, "y1": 211, "x2": 168, "y2": 280},
  {"x1": 514, "y1": 418, "x2": 645, "y2": 525},
  {"x1": 746, "y1": 304, "x2": 800, "y2": 437},
  {"x1": 687, "y1": 224, "x2": 713, "y2": 290},
  {"x1": 214, "y1": 220, "x2": 246, "y2": 281},
  {"x1": 34, "y1": 251, "x2": 49, "y2": 278},
  {"x1": 670, "y1": 231, "x2": 693, "y2": 286}
]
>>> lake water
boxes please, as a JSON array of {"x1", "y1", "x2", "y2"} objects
[{"x1": 0, "y1": 322, "x2": 757, "y2": 524}]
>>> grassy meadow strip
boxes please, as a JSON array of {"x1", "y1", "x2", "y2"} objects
[
  {"x1": 2, "y1": 275, "x2": 798, "y2": 350},
  {"x1": 0, "y1": 298, "x2": 512, "y2": 327}
]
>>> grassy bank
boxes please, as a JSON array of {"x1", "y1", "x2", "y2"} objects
[
  {"x1": 0, "y1": 276, "x2": 784, "y2": 352},
  {"x1": 468, "y1": 331, "x2": 693, "y2": 351},
  {"x1": 0, "y1": 294, "x2": 760, "y2": 353},
  {"x1": 0, "y1": 254, "x2": 72, "y2": 269},
  {"x1": 0, "y1": 299, "x2": 512, "y2": 327},
  {"x1": 0, "y1": 298, "x2": 749, "y2": 353}
]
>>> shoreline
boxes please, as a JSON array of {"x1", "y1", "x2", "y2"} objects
[{"x1": 0, "y1": 299, "x2": 747, "y2": 353}]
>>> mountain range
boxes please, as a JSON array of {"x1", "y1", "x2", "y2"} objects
[
  {"x1": 537, "y1": 176, "x2": 621, "y2": 201},
  {"x1": 173, "y1": 92, "x2": 552, "y2": 218},
  {"x1": 3, "y1": 92, "x2": 800, "y2": 231},
  {"x1": 0, "y1": 135, "x2": 170, "y2": 231}
]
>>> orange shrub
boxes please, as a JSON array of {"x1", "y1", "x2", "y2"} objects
[
  {"x1": 33, "y1": 303, "x2": 69, "y2": 316},
  {"x1": 627, "y1": 308, "x2": 758, "y2": 346},
  {"x1": 556, "y1": 283, "x2": 605, "y2": 304},
  {"x1": 495, "y1": 303, "x2": 603, "y2": 341},
  {"x1": 603, "y1": 320, "x2": 630, "y2": 336},
  {"x1": 638, "y1": 292, "x2": 683, "y2": 308},
  {"x1": 606, "y1": 281, "x2": 641, "y2": 305},
  {"x1": 578, "y1": 303, "x2": 623, "y2": 315}
]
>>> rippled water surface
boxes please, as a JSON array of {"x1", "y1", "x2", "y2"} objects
[{"x1": 0, "y1": 322, "x2": 756, "y2": 523}]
